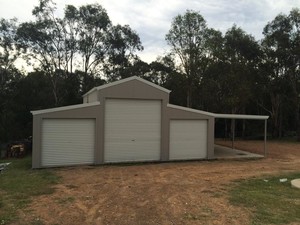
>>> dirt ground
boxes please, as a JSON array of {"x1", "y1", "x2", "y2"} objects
[{"x1": 18, "y1": 141, "x2": 300, "y2": 225}]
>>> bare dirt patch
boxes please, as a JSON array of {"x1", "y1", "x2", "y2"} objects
[{"x1": 17, "y1": 141, "x2": 300, "y2": 225}]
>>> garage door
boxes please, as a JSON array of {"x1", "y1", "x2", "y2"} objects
[
  {"x1": 104, "y1": 99, "x2": 161, "y2": 162},
  {"x1": 169, "y1": 120, "x2": 207, "y2": 160},
  {"x1": 41, "y1": 119, "x2": 95, "y2": 167}
]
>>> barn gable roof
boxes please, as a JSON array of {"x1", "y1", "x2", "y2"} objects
[
  {"x1": 32, "y1": 76, "x2": 268, "y2": 120},
  {"x1": 83, "y1": 76, "x2": 171, "y2": 97}
]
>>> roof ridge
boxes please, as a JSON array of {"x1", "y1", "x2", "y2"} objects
[{"x1": 82, "y1": 76, "x2": 171, "y2": 97}]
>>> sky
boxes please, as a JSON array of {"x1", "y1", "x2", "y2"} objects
[{"x1": 1, "y1": 0, "x2": 300, "y2": 64}]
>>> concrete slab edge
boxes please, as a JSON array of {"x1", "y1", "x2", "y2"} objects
[{"x1": 291, "y1": 179, "x2": 300, "y2": 189}]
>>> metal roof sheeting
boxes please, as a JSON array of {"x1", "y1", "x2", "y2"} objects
[
  {"x1": 167, "y1": 104, "x2": 268, "y2": 120},
  {"x1": 31, "y1": 102, "x2": 100, "y2": 115}
]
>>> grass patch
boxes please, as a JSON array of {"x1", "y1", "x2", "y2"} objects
[
  {"x1": 0, "y1": 156, "x2": 60, "y2": 224},
  {"x1": 183, "y1": 207, "x2": 213, "y2": 221},
  {"x1": 229, "y1": 173, "x2": 300, "y2": 225}
]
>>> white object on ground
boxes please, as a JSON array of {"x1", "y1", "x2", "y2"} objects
[
  {"x1": 0, "y1": 162, "x2": 11, "y2": 173},
  {"x1": 279, "y1": 178, "x2": 288, "y2": 182}
]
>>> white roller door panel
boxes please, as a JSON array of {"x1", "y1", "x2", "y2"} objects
[
  {"x1": 169, "y1": 120, "x2": 207, "y2": 160},
  {"x1": 42, "y1": 119, "x2": 95, "y2": 166},
  {"x1": 105, "y1": 99, "x2": 161, "y2": 162}
]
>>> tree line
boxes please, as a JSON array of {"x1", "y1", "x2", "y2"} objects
[{"x1": 0, "y1": 0, "x2": 299, "y2": 143}]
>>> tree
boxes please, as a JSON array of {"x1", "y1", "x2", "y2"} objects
[
  {"x1": 193, "y1": 28, "x2": 223, "y2": 110},
  {"x1": 104, "y1": 24, "x2": 143, "y2": 82},
  {"x1": 197, "y1": 25, "x2": 261, "y2": 114},
  {"x1": 195, "y1": 25, "x2": 261, "y2": 138},
  {"x1": 165, "y1": 10, "x2": 210, "y2": 107},
  {"x1": 0, "y1": 18, "x2": 21, "y2": 100},
  {"x1": 261, "y1": 8, "x2": 300, "y2": 139},
  {"x1": 221, "y1": 25, "x2": 261, "y2": 114},
  {"x1": 11, "y1": 71, "x2": 54, "y2": 139},
  {"x1": 16, "y1": 0, "x2": 70, "y2": 106},
  {"x1": 0, "y1": 18, "x2": 20, "y2": 99},
  {"x1": 150, "y1": 55, "x2": 187, "y2": 106},
  {"x1": 17, "y1": 0, "x2": 143, "y2": 98},
  {"x1": 65, "y1": 3, "x2": 111, "y2": 91},
  {"x1": 0, "y1": 18, "x2": 23, "y2": 142}
]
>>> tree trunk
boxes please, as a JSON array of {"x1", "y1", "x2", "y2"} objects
[
  {"x1": 279, "y1": 104, "x2": 283, "y2": 138},
  {"x1": 242, "y1": 119, "x2": 246, "y2": 139},
  {"x1": 297, "y1": 116, "x2": 300, "y2": 141},
  {"x1": 241, "y1": 107, "x2": 246, "y2": 138},
  {"x1": 230, "y1": 108, "x2": 236, "y2": 142},
  {"x1": 48, "y1": 71, "x2": 59, "y2": 107},
  {"x1": 292, "y1": 82, "x2": 300, "y2": 141},
  {"x1": 270, "y1": 93, "x2": 281, "y2": 138},
  {"x1": 296, "y1": 102, "x2": 300, "y2": 141},
  {"x1": 186, "y1": 86, "x2": 192, "y2": 108},
  {"x1": 231, "y1": 119, "x2": 235, "y2": 139},
  {"x1": 224, "y1": 119, "x2": 228, "y2": 140}
]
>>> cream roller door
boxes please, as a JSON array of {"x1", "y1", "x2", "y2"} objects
[
  {"x1": 41, "y1": 119, "x2": 95, "y2": 167},
  {"x1": 104, "y1": 99, "x2": 161, "y2": 162},
  {"x1": 169, "y1": 120, "x2": 207, "y2": 160}
]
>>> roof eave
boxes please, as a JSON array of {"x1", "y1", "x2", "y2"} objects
[
  {"x1": 167, "y1": 104, "x2": 269, "y2": 120},
  {"x1": 214, "y1": 114, "x2": 269, "y2": 120}
]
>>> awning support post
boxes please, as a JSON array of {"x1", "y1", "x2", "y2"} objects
[
  {"x1": 264, "y1": 119, "x2": 267, "y2": 157},
  {"x1": 232, "y1": 119, "x2": 235, "y2": 150}
]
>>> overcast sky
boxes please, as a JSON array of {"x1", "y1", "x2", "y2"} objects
[{"x1": 1, "y1": 0, "x2": 300, "y2": 63}]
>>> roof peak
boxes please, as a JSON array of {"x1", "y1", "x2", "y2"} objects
[{"x1": 83, "y1": 76, "x2": 171, "y2": 97}]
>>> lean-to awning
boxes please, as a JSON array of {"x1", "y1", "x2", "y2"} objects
[{"x1": 214, "y1": 114, "x2": 268, "y2": 157}]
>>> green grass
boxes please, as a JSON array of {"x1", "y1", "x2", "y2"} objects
[
  {"x1": 183, "y1": 206, "x2": 213, "y2": 221},
  {"x1": 0, "y1": 156, "x2": 60, "y2": 225},
  {"x1": 229, "y1": 173, "x2": 300, "y2": 225}
]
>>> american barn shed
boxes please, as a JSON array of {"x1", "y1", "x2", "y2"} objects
[{"x1": 31, "y1": 76, "x2": 267, "y2": 168}]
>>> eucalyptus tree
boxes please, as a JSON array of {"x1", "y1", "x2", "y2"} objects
[
  {"x1": 65, "y1": 3, "x2": 111, "y2": 91},
  {"x1": 196, "y1": 25, "x2": 261, "y2": 115},
  {"x1": 0, "y1": 18, "x2": 23, "y2": 142},
  {"x1": 0, "y1": 18, "x2": 19, "y2": 71},
  {"x1": 261, "y1": 8, "x2": 300, "y2": 138},
  {"x1": 104, "y1": 24, "x2": 143, "y2": 82},
  {"x1": 220, "y1": 26, "x2": 262, "y2": 137},
  {"x1": 166, "y1": 10, "x2": 211, "y2": 107},
  {"x1": 16, "y1": 0, "x2": 143, "y2": 103},
  {"x1": 0, "y1": 18, "x2": 21, "y2": 99},
  {"x1": 221, "y1": 25, "x2": 261, "y2": 114},
  {"x1": 152, "y1": 55, "x2": 187, "y2": 106},
  {"x1": 16, "y1": 0, "x2": 71, "y2": 106},
  {"x1": 148, "y1": 55, "x2": 177, "y2": 85}
]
